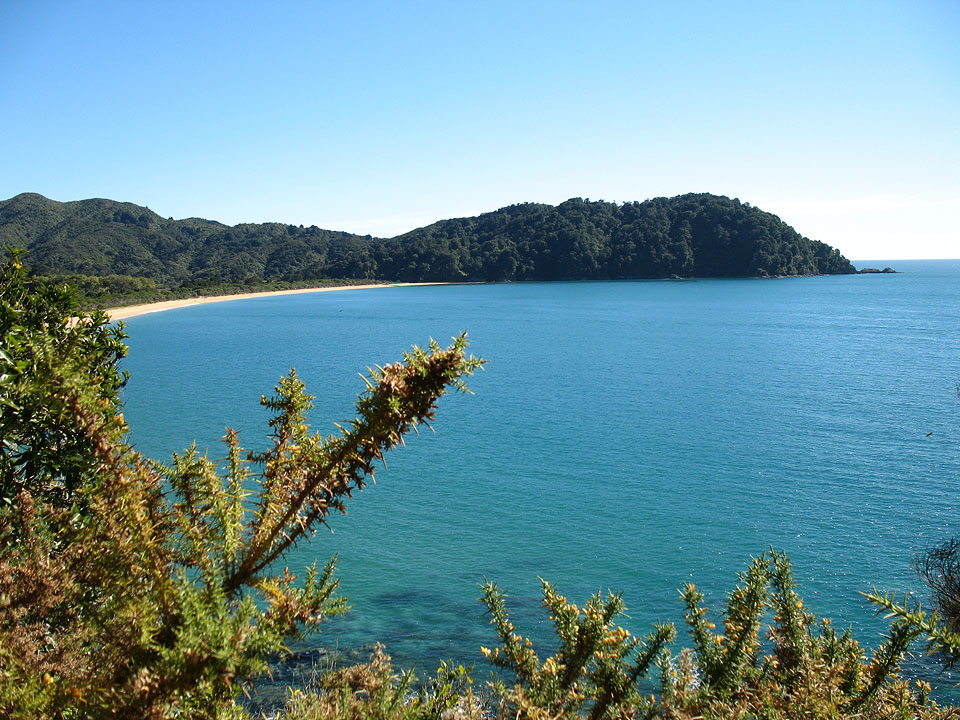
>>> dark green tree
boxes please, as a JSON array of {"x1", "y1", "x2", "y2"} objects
[{"x1": 0, "y1": 247, "x2": 129, "y2": 507}]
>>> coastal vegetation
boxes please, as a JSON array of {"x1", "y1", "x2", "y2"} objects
[
  {"x1": 0, "y1": 250, "x2": 483, "y2": 718},
  {"x1": 1, "y1": 251, "x2": 957, "y2": 718},
  {"x1": 0, "y1": 192, "x2": 855, "y2": 307}
]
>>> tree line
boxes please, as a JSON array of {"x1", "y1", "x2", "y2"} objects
[{"x1": 0, "y1": 193, "x2": 855, "y2": 296}]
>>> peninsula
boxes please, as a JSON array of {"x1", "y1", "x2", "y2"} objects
[{"x1": 1, "y1": 192, "x2": 856, "y2": 309}]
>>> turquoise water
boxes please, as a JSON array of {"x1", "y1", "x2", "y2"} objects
[{"x1": 122, "y1": 260, "x2": 960, "y2": 693}]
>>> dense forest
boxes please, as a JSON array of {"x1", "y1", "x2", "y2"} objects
[{"x1": 0, "y1": 193, "x2": 855, "y2": 294}]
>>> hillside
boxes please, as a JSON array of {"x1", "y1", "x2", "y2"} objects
[{"x1": 0, "y1": 192, "x2": 855, "y2": 287}]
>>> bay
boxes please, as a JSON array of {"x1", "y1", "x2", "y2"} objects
[{"x1": 121, "y1": 260, "x2": 960, "y2": 696}]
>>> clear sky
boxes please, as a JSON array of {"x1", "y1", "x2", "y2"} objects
[{"x1": 1, "y1": 1, "x2": 957, "y2": 259}]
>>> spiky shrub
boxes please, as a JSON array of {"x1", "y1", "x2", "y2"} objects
[
  {"x1": 866, "y1": 587, "x2": 960, "y2": 672},
  {"x1": 480, "y1": 553, "x2": 948, "y2": 720},
  {"x1": 480, "y1": 579, "x2": 675, "y2": 720},
  {"x1": 0, "y1": 252, "x2": 483, "y2": 719},
  {"x1": 661, "y1": 551, "x2": 938, "y2": 719},
  {"x1": 280, "y1": 646, "x2": 481, "y2": 720}
]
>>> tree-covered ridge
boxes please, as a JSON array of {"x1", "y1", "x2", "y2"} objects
[
  {"x1": 0, "y1": 193, "x2": 372, "y2": 288},
  {"x1": 0, "y1": 192, "x2": 855, "y2": 288},
  {"x1": 386, "y1": 195, "x2": 854, "y2": 281}
]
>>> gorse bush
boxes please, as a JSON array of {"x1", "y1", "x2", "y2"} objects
[
  {"x1": 0, "y1": 249, "x2": 483, "y2": 718},
  {"x1": 481, "y1": 552, "x2": 950, "y2": 720},
  {"x1": 665, "y1": 551, "x2": 932, "y2": 718},
  {"x1": 278, "y1": 645, "x2": 482, "y2": 720},
  {"x1": 481, "y1": 579, "x2": 673, "y2": 720},
  {"x1": 0, "y1": 250, "x2": 955, "y2": 719}
]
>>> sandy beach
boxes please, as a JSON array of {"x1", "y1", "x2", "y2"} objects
[{"x1": 105, "y1": 282, "x2": 444, "y2": 321}]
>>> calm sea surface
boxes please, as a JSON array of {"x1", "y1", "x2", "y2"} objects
[{"x1": 122, "y1": 260, "x2": 960, "y2": 695}]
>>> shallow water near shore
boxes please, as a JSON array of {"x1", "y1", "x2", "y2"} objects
[{"x1": 121, "y1": 260, "x2": 960, "y2": 701}]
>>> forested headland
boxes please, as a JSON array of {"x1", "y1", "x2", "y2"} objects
[{"x1": 0, "y1": 192, "x2": 855, "y2": 305}]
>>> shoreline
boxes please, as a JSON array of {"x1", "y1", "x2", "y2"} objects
[
  {"x1": 102, "y1": 268, "x2": 892, "y2": 322},
  {"x1": 104, "y1": 282, "x2": 446, "y2": 321}
]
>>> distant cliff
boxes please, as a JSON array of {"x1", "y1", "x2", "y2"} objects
[{"x1": 0, "y1": 192, "x2": 855, "y2": 287}]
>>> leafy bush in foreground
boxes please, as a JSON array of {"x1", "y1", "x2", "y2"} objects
[
  {"x1": 0, "y1": 248, "x2": 129, "y2": 508},
  {"x1": 0, "y1": 250, "x2": 483, "y2": 718},
  {"x1": 479, "y1": 552, "x2": 949, "y2": 720},
  {"x1": 278, "y1": 646, "x2": 481, "y2": 720}
]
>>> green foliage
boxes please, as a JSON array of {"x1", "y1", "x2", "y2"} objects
[
  {"x1": 0, "y1": 253, "x2": 484, "y2": 718},
  {"x1": 481, "y1": 552, "x2": 946, "y2": 720},
  {"x1": 480, "y1": 578, "x2": 674, "y2": 720},
  {"x1": 279, "y1": 646, "x2": 482, "y2": 720},
  {"x1": 50, "y1": 272, "x2": 158, "y2": 300},
  {"x1": 866, "y1": 588, "x2": 960, "y2": 668},
  {"x1": 0, "y1": 246, "x2": 129, "y2": 507},
  {"x1": 662, "y1": 551, "x2": 931, "y2": 718},
  {"x1": 62, "y1": 274, "x2": 383, "y2": 311},
  {"x1": 0, "y1": 193, "x2": 855, "y2": 297}
]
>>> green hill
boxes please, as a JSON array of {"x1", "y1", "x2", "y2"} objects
[{"x1": 0, "y1": 192, "x2": 855, "y2": 287}]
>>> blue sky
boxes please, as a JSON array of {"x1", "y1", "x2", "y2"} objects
[{"x1": 1, "y1": 1, "x2": 957, "y2": 259}]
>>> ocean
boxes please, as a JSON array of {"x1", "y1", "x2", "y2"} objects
[{"x1": 121, "y1": 259, "x2": 960, "y2": 697}]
